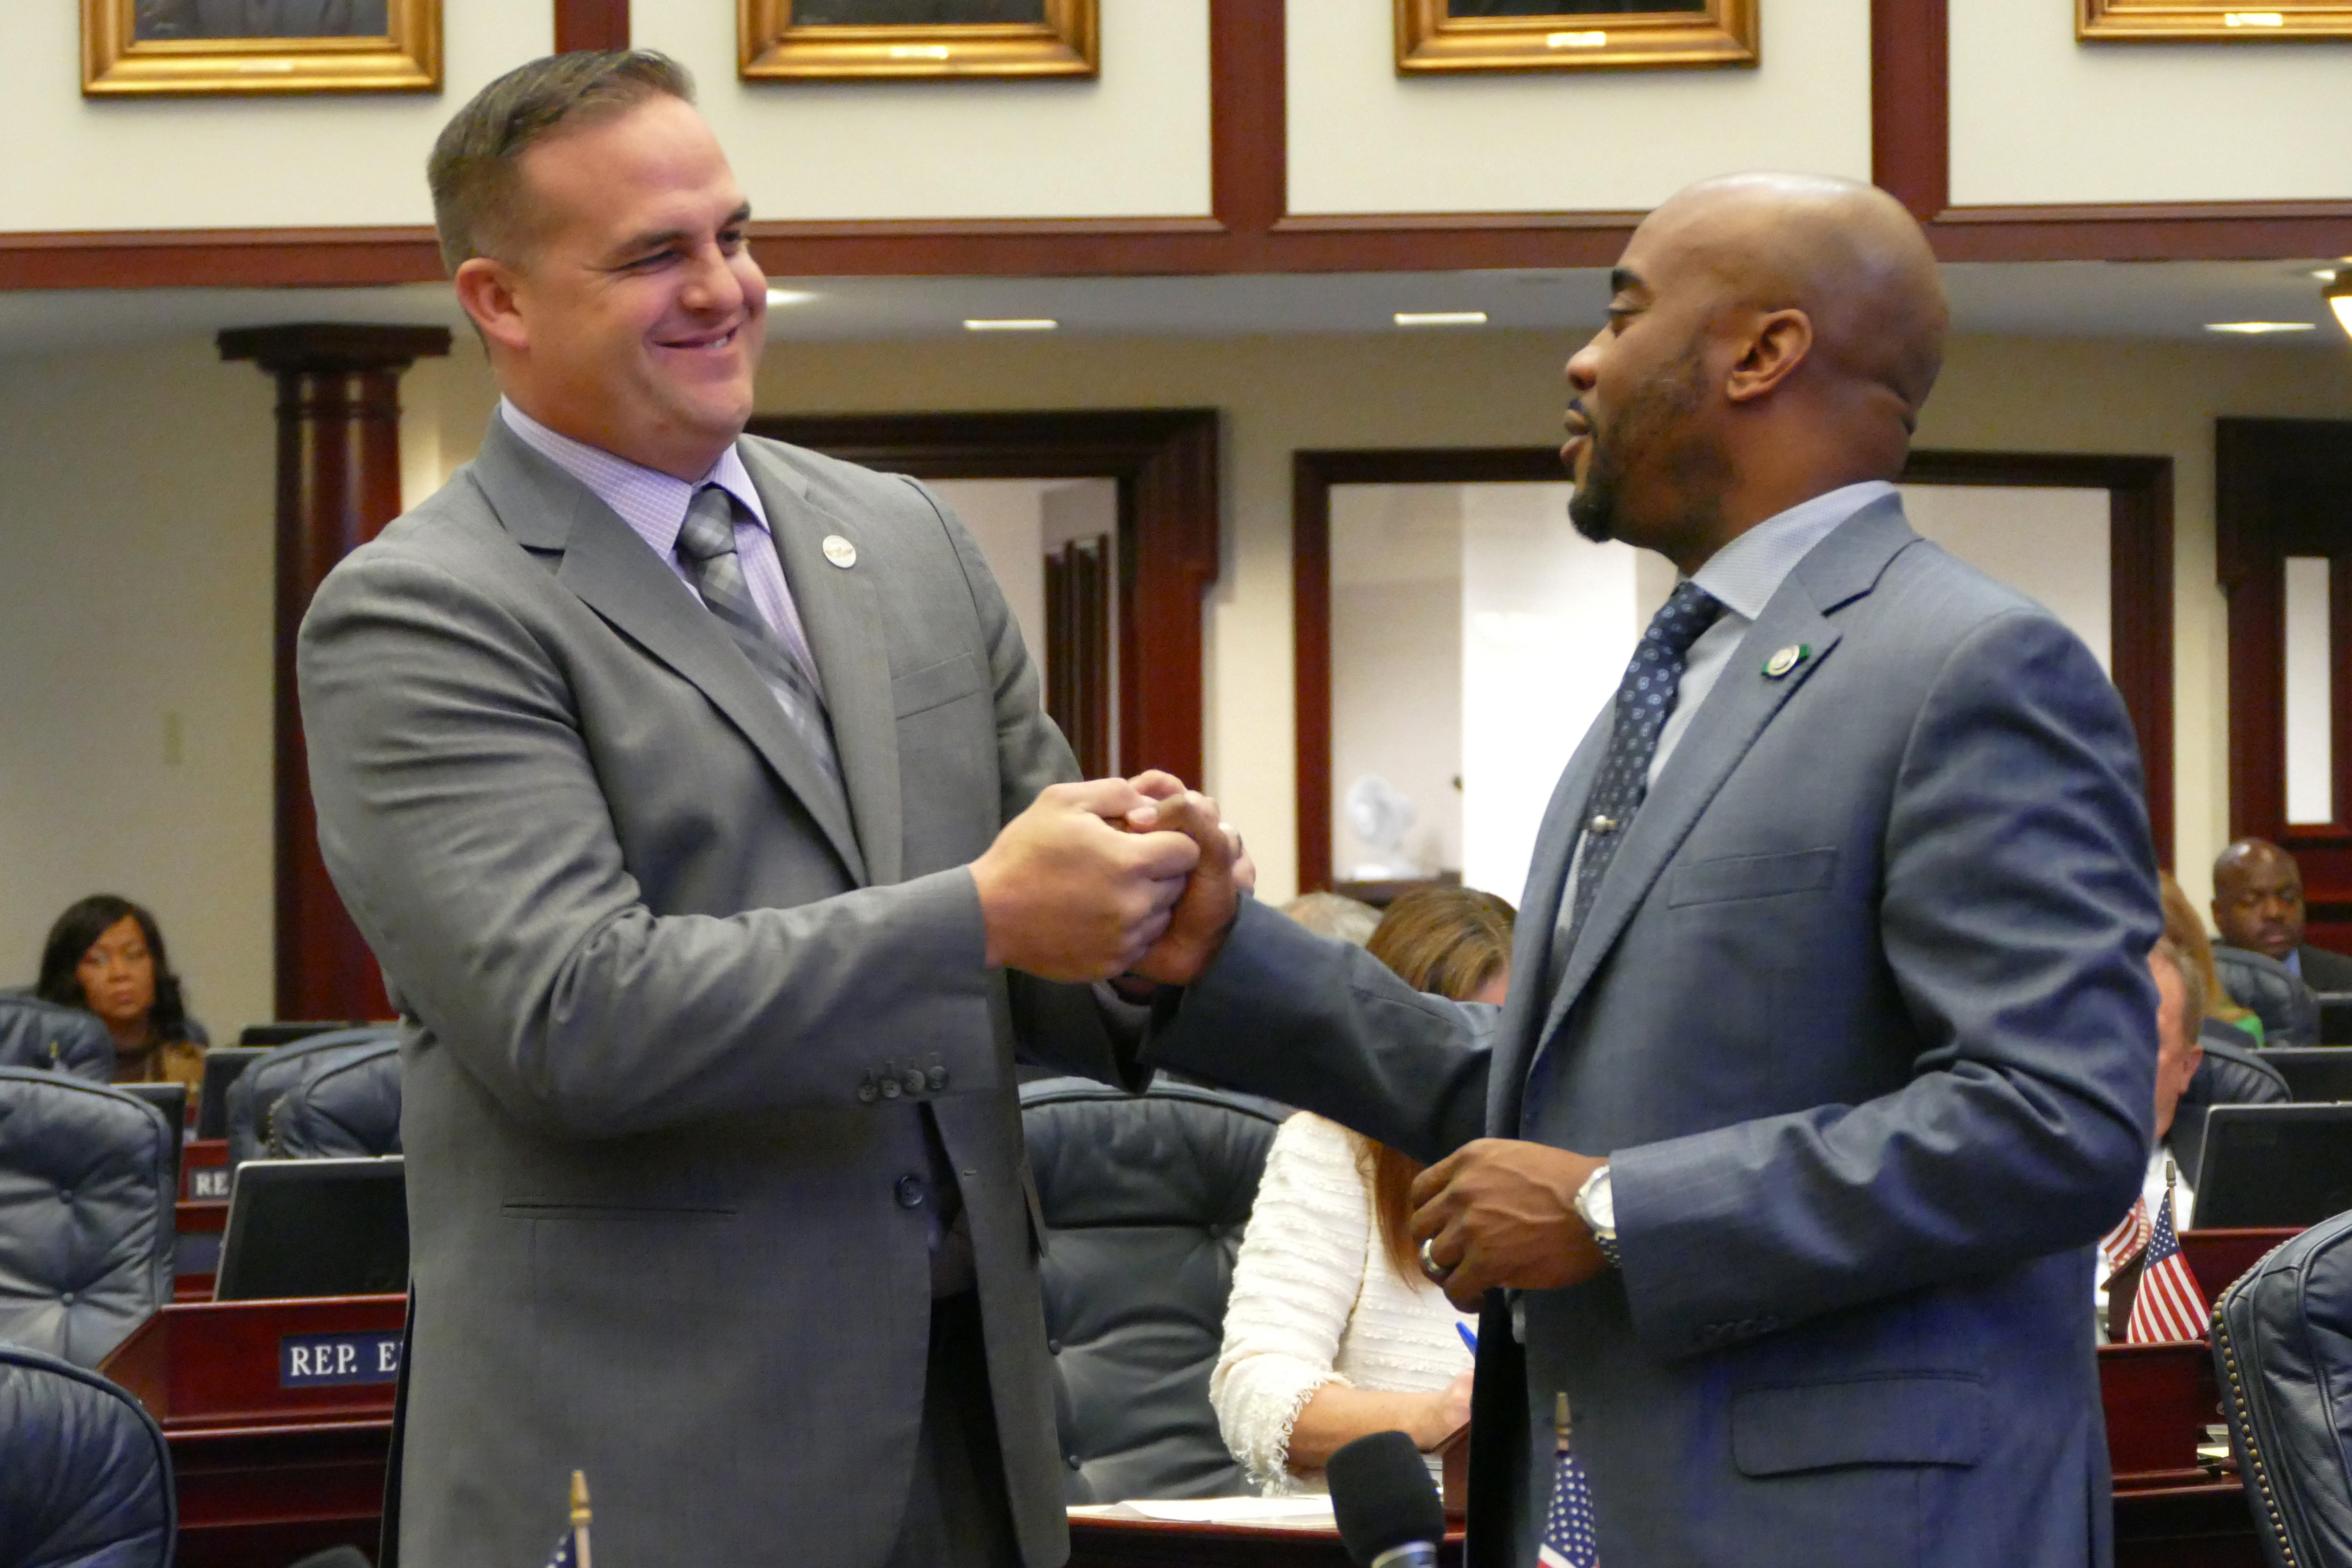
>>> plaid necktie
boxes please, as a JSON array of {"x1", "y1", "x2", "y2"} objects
[
  {"x1": 675, "y1": 484, "x2": 845, "y2": 799},
  {"x1": 1565, "y1": 579, "x2": 1725, "y2": 944}
]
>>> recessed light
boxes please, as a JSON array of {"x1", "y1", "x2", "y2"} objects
[
  {"x1": 1395, "y1": 311, "x2": 1489, "y2": 327},
  {"x1": 2205, "y1": 321, "x2": 2316, "y2": 334},
  {"x1": 964, "y1": 318, "x2": 1058, "y2": 332},
  {"x1": 765, "y1": 288, "x2": 816, "y2": 307}
]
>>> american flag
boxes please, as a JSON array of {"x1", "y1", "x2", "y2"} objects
[
  {"x1": 2124, "y1": 1166, "x2": 2211, "y2": 1345},
  {"x1": 546, "y1": 1471, "x2": 594, "y2": 1568},
  {"x1": 1540, "y1": 1392, "x2": 1600, "y2": 1568},
  {"x1": 2097, "y1": 1197, "x2": 2151, "y2": 1280}
]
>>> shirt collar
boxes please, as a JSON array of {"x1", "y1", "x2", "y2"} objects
[
  {"x1": 497, "y1": 397, "x2": 770, "y2": 558},
  {"x1": 1689, "y1": 480, "x2": 1897, "y2": 622}
]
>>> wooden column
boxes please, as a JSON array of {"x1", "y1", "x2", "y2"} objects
[{"x1": 219, "y1": 324, "x2": 452, "y2": 1022}]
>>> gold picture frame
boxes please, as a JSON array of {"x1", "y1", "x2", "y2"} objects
[
  {"x1": 1394, "y1": 0, "x2": 1759, "y2": 73},
  {"x1": 84, "y1": 0, "x2": 441, "y2": 97},
  {"x1": 740, "y1": 0, "x2": 1099, "y2": 81},
  {"x1": 2080, "y1": 0, "x2": 2352, "y2": 40}
]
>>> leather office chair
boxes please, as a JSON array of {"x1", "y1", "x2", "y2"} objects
[
  {"x1": 0, "y1": 996, "x2": 113, "y2": 1084},
  {"x1": 2213, "y1": 1207, "x2": 2352, "y2": 1568},
  {"x1": 271, "y1": 1038, "x2": 402, "y2": 1158},
  {"x1": 1020, "y1": 1076, "x2": 1287, "y2": 1503},
  {"x1": 0, "y1": 1068, "x2": 175, "y2": 1367},
  {"x1": 0, "y1": 1342, "x2": 174, "y2": 1568},
  {"x1": 223, "y1": 1026, "x2": 397, "y2": 1168},
  {"x1": 2213, "y1": 946, "x2": 2321, "y2": 1048},
  {"x1": 2171, "y1": 1025, "x2": 2293, "y2": 1191}
]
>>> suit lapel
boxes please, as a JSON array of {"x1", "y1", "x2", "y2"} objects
[
  {"x1": 1529, "y1": 498, "x2": 1921, "y2": 1061},
  {"x1": 469, "y1": 418, "x2": 870, "y2": 884},
  {"x1": 742, "y1": 442, "x2": 904, "y2": 889}
]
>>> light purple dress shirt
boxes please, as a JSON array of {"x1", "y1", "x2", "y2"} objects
[{"x1": 498, "y1": 399, "x2": 824, "y2": 694}]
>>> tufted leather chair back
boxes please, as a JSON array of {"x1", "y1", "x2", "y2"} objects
[
  {"x1": 1020, "y1": 1077, "x2": 1286, "y2": 1503},
  {"x1": 224, "y1": 1026, "x2": 398, "y2": 1168},
  {"x1": 0, "y1": 1342, "x2": 174, "y2": 1568},
  {"x1": 0, "y1": 1069, "x2": 175, "y2": 1368},
  {"x1": 2213, "y1": 1208, "x2": 2352, "y2": 1568},
  {"x1": 2213, "y1": 946, "x2": 2322, "y2": 1049},
  {"x1": 272, "y1": 1039, "x2": 403, "y2": 1159},
  {"x1": 0, "y1": 996, "x2": 113, "y2": 1084}
]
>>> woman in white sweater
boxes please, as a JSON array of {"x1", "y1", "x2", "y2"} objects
[{"x1": 1212, "y1": 887, "x2": 1515, "y2": 1495}]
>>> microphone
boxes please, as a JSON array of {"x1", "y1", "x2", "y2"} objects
[{"x1": 1328, "y1": 1429, "x2": 1445, "y2": 1568}]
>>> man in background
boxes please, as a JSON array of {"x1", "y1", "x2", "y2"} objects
[
  {"x1": 300, "y1": 51, "x2": 1200, "y2": 1568},
  {"x1": 1132, "y1": 172, "x2": 2158, "y2": 1566},
  {"x1": 2212, "y1": 837, "x2": 2352, "y2": 989},
  {"x1": 2098, "y1": 939, "x2": 2205, "y2": 1338}
]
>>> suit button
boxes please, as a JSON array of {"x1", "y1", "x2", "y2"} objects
[
  {"x1": 881, "y1": 1077, "x2": 902, "y2": 1099},
  {"x1": 59, "y1": 1291, "x2": 75, "y2": 1306},
  {"x1": 1047, "y1": 1338, "x2": 1061, "y2": 1355},
  {"x1": 895, "y1": 1175, "x2": 926, "y2": 1210},
  {"x1": 927, "y1": 1067, "x2": 949, "y2": 1091},
  {"x1": 857, "y1": 1078, "x2": 880, "y2": 1105},
  {"x1": 1067, "y1": 1455, "x2": 1083, "y2": 1471},
  {"x1": 901, "y1": 1069, "x2": 926, "y2": 1096}
]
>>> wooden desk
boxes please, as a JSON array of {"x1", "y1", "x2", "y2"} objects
[
  {"x1": 100, "y1": 1294, "x2": 403, "y2": 1568},
  {"x1": 1068, "y1": 1516, "x2": 1463, "y2": 1567}
]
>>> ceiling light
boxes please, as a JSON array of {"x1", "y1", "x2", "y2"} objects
[
  {"x1": 765, "y1": 288, "x2": 816, "y2": 307},
  {"x1": 2326, "y1": 268, "x2": 2352, "y2": 341},
  {"x1": 1395, "y1": 311, "x2": 1489, "y2": 327},
  {"x1": 964, "y1": 318, "x2": 1058, "y2": 332},
  {"x1": 2205, "y1": 321, "x2": 2317, "y2": 335}
]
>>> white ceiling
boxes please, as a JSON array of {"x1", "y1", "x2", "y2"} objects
[{"x1": 0, "y1": 258, "x2": 2342, "y2": 359}]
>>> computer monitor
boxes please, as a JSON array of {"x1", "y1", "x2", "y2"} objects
[
  {"x1": 116, "y1": 1082, "x2": 186, "y2": 1182},
  {"x1": 2192, "y1": 1105, "x2": 2352, "y2": 1229},
  {"x1": 195, "y1": 1047, "x2": 270, "y2": 1139},
  {"x1": 2313, "y1": 993, "x2": 2352, "y2": 1048},
  {"x1": 213, "y1": 1157, "x2": 409, "y2": 1302},
  {"x1": 2255, "y1": 1047, "x2": 2352, "y2": 1105}
]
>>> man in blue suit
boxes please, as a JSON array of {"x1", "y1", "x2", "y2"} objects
[{"x1": 1131, "y1": 173, "x2": 2160, "y2": 1566}]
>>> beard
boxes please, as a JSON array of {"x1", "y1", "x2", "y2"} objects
[{"x1": 1567, "y1": 343, "x2": 1714, "y2": 546}]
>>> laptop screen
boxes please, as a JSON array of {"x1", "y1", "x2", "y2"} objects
[{"x1": 214, "y1": 1157, "x2": 409, "y2": 1301}]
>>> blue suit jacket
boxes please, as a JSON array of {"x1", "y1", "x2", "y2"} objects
[{"x1": 1149, "y1": 497, "x2": 2160, "y2": 1567}]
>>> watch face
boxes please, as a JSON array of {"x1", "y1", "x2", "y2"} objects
[{"x1": 1578, "y1": 1164, "x2": 1616, "y2": 1235}]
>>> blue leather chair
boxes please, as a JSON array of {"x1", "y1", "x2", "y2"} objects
[
  {"x1": 0, "y1": 996, "x2": 112, "y2": 1084},
  {"x1": 1019, "y1": 1076, "x2": 1286, "y2": 1503},
  {"x1": 0, "y1": 1069, "x2": 175, "y2": 1368},
  {"x1": 271, "y1": 1038, "x2": 402, "y2": 1159},
  {"x1": 0, "y1": 1343, "x2": 173, "y2": 1568},
  {"x1": 2214, "y1": 945, "x2": 2322, "y2": 1048},
  {"x1": 2213, "y1": 1207, "x2": 2352, "y2": 1567},
  {"x1": 223, "y1": 1026, "x2": 397, "y2": 1168}
]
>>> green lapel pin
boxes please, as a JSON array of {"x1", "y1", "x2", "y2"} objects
[{"x1": 1762, "y1": 643, "x2": 1811, "y2": 679}]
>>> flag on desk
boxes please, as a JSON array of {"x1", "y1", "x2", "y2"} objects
[
  {"x1": 2125, "y1": 1165, "x2": 2210, "y2": 1345},
  {"x1": 547, "y1": 1470, "x2": 594, "y2": 1568},
  {"x1": 1539, "y1": 1392, "x2": 1600, "y2": 1568}
]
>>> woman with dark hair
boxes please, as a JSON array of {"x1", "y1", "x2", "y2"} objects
[
  {"x1": 37, "y1": 894, "x2": 205, "y2": 1092},
  {"x1": 1212, "y1": 885, "x2": 1514, "y2": 1495}
]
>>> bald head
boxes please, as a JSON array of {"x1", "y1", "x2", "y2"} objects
[
  {"x1": 2213, "y1": 837, "x2": 2306, "y2": 959},
  {"x1": 1641, "y1": 172, "x2": 1948, "y2": 430},
  {"x1": 1562, "y1": 173, "x2": 1949, "y2": 574}
]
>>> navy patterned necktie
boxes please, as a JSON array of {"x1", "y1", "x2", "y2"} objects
[
  {"x1": 1565, "y1": 579, "x2": 1725, "y2": 944},
  {"x1": 675, "y1": 483, "x2": 845, "y2": 796}
]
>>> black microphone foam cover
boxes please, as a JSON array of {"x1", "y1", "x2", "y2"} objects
[{"x1": 1328, "y1": 1429, "x2": 1445, "y2": 1566}]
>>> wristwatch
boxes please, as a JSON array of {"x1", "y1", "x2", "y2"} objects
[{"x1": 1574, "y1": 1163, "x2": 1620, "y2": 1269}]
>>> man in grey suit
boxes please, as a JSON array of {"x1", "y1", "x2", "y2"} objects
[
  {"x1": 1130, "y1": 175, "x2": 2160, "y2": 1565},
  {"x1": 297, "y1": 52, "x2": 1207, "y2": 1568}
]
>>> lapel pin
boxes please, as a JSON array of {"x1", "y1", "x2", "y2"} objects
[
  {"x1": 822, "y1": 535, "x2": 857, "y2": 569},
  {"x1": 1762, "y1": 643, "x2": 1810, "y2": 679}
]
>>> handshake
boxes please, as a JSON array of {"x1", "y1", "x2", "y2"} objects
[{"x1": 969, "y1": 770, "x2": 1252, "y2": 988}]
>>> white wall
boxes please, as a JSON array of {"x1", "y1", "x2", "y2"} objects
[
  {"x1": 0, "y1": 337, "x2": 276, "y2": 1027},
  {"x1": 1952, "y1": 0, "x2": 2352, "y2": 205},
  {"x1": 0, "y1": 7, "x2": 551, "y2": 232},
  {"x1": 1898, "y1": 483, "x2": 2113, "y2": 672},
  {"x1": 633, "y1": 0, "x2": 1213, "y2": 220},
  {"x1": 1284, "y1": 0, "x2": 1872, "y2": 214}
]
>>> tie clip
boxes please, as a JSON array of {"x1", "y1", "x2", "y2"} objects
[{"x1": 1588, "y1": 814, "x2": 1618, "y2": 834}]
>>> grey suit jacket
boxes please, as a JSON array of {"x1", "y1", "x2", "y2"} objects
[
  {"x1": 297, "y1": 417, "x2": 1126, "y2": 1568},
  {"x1": 1149, "y1": 498, "x2": 2161, "y2": 1568}
]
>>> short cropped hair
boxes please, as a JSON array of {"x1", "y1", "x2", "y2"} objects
[
  {"x1": 427, "y1": 49, "x2": 695, "y2": 273},
  {"x1": 2149, "y1": 935, "x2": 2207, "y2": 1053}
]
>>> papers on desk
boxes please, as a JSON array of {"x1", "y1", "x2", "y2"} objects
[{"x1": 1068, "y1": 1495, "x2": 1338, "y2": 1529}]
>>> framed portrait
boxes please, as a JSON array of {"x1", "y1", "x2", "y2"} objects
[
  {"x1": 1394, "y1": 0, "x2": 1759, "y2": 73},
  {"x1": 740, "y1": 0, "x2": 1099, "y2": 81},
  {"x1": 84, "y1": 0, "x2": 441, "y2": 96},
  {"x1": 2080, "y1": 0, "x2": 2352, "y2": 41}
]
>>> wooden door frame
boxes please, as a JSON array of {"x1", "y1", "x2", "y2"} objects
[
  {"x1": 748, "y1": 409, "x2": 1220, "y2": 787},
  {"x1": 1293, "y1": 446, "x2": 2175, "y2": 892}
]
